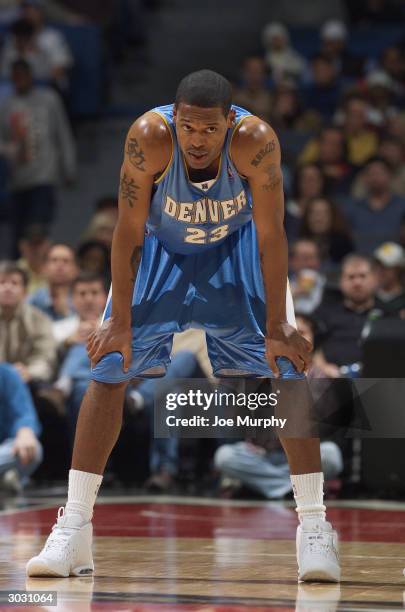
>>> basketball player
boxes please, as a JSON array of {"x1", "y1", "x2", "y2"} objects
[{"x1": 27, "y1": 70, "x2": 340, "y2": 582}]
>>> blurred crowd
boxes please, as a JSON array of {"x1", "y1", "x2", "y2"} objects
[{"x1": 1, "y1": 8, "x2": 405, "y2": 500}]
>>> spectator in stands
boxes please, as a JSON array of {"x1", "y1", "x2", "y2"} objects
[
  {"x1": 0, "y1": 60, "x2": 76, "y2": 254},
  {"x1": 214, "y1": 314, "x2": 343, "y2": 500},
  {"x1": 233, "y1": 56, "x2": 272, "y2": 123},
  {"x1": 0, "y1": 261, "x2": 56, "y2": 383},
  {"x1": 0, "y1": 362, "x2": 43, "y2": 493},
  {"x1": 261, "y1": 22, "x2": 305, "y2": 83},
  {"x1": 289, "y1": 239, "x2": 326, "y2": 314},
  {"x1": 16, "y1": 224, "x2": 50, "y2": 295},
  {"x1": 285, "y1": 163, "x2": 327, "y2": 241},
  {"x1": 94, "y1": 195, "x2": 118, "y2": 214},
  {"x1": 128, "y1": 328, "x2": 213, "y2": 492},
  {"x1": 365, "y1": 70, "x2": 397, "y2": 127},
  {"x1": 338, "y1": 95, "x2": 379, "y2": 167},
  {"x1": 76, "y1": 240, "x2": 110, "y2": 286},
  {"x1": 343, "y1": 157, "x2": 405, "y2": 254},
  {"x1": 386, "y1": 114, "x2": 405, "y2": 148},
  {"x1": 373, "y1": 242, "x2": 405, "y2": 317},
  {"x1": 319, "y1": 19, "x2": 364, "y2": 79},
  {"x1": 378, "y1": 137, "x2": 405, "y2": 195},
  {"x1": 0, "y1": 0, "x2": 84, "y2": 26},
  {"x1": 1, "y1": 0, "x2": 74, "y2": 93},
  {"x1": 299, "y1": 197, "x2": 354, "y2": 269},
  {"x1": 352, "y1": 136, "x2": 405, "y2": 198},
  {"x1": 82, "y1": 210, "x2": 117, "y2": 250},
  {"x1": 28, "y1": 244, "x2": 77, "y2": 342},
  {"x1": 299, "y1": 125, "x2": 353, "y2": 195},
  {"x1": 303, "y1": 54, "x2": 341, "y2": 120},
  {"x1": 313, "y1": 254, "x2": 377, "y2": 377},
  {"x1": 379, "y1": 46, "x2": 405, "y2": 99},
  {"x1": 269, "y1": 80, "x2": 322, "y2": 133},
  {"x1": 44, "y1": 272, "x2": 107, "y2": 440}
]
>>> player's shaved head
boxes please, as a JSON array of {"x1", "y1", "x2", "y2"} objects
[{"x1": 175, "y1": 69, "x2": 232, "y2": 116}]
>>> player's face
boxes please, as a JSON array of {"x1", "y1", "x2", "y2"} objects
[{"x1": 174, "y1": 104, "x2": 235, "y2": 170}]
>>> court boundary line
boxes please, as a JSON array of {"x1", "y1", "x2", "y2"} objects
[{"x1": 9, "y1": 494, "x2": 405, "y2": 511}]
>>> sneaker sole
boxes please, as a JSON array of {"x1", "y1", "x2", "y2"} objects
[
  {"x1": 26, "y1": 560, "x2": 94, "y2": 578},
  {"x1": 26, "y1": 560, "x2": 69, "y2": 578},
  {"x1": 299, "y1": 567, "x2": 340, "y2": 583}
]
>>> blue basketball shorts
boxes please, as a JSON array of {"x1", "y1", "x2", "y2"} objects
[{"x1": 91, "y1": 222, "x2": 303, "y2": 382}]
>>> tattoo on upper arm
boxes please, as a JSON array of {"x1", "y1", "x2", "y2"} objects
[
  {"x1": 130, "y1": 246, "x2": 142, "y2": 283},
  {"x1": 126, "y1": 138, "x2": 146, "y2": 171},
  {"x1": 262, "y1": 163, "x2": 282, "y2": 192},
  {"x1": 120, "y1": 173, "x2": 140, "y2": 208},
  {"x1": 251, "y1": 140, "x2": 276, "y2": 167}
]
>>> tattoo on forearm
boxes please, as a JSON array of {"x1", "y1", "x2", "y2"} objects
[
  {"x1": 120, "y1": 173, "x2": 140, "y2": 208},
  {"x1": 251, "y1": 140, "x2": 276, "y2": 167},
  {"x1": 262, "y1": 163, "x2": 282, "y2": 192},
  {"x1": 126, "y1": 138, "x2": 146, "y2": 171},
  {"x1": 130, "y1": 246, "x2": 142, "y2": 283}
]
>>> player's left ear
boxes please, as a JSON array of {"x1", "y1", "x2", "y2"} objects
[{"x1": 226, "y1": 109, "x2": 236, "y2": 128}]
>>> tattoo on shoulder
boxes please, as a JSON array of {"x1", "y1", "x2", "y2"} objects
[
  {"x1": 126, "y1": 137, "x2": 146, "y2": 171},
  {"x1": 262, "y1": 163, "x2": 282, "y2": 192},
  {"x1": 130, "y1": 246, "x2": 142, "y2": 283},
  {"x1": 251, "y1": 139, "x2": 276, "y2": 167},
  {"x1": 120, "y1": 173, "x2": 140, "y2": 208}
]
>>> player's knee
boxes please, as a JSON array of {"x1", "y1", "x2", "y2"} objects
[
  {"x1": 214, "y1": 444, "x2": 236, "y2": 471},
  {"x1": 89, "y1": 378, "x2": 129, "y2": 398},
  {"x1": 320, "y1": 441, "x2": 343, "y2": 480}
]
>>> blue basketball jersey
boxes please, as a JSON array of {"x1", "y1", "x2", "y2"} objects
[{"x1": 146, "y1": 104, "x2": 253, "y2": 254}]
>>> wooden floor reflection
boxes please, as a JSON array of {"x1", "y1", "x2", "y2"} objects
[{"x1": 1, "y1": 497, "x2": 405, "y2": 611}]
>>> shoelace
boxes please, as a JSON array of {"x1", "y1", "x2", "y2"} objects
[
  {"x1": 305, "y1": 531, "x2": 336, "y2": 557},
  {"x1": 44, "y1": 507, "x2": 79, "y2": 553}
]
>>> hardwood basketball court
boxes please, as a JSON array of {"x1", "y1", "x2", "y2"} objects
[{"x1": 1, "y1": 495, "x2": 405, "y2": 610}]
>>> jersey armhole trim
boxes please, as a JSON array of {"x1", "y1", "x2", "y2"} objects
[
  {"x1": 228, "y1": 114, "x2": 253, "y2": 180},
  {"x1": 150, "y1": 110, "x2": 174, "y2": 185}
]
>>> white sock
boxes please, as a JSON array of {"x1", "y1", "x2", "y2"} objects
[
  {"x1": 290, "y1": 472, "x2": 326, "y2": 523},
  {"x1": 65, "y1": 469, "x2": 103, "y2": 523}
]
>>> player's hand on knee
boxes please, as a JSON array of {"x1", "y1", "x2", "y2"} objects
[
  {"x1": 87, "y1": 318, "x2": 133, "y2": 372},
  {"x1": 265, "y1": 322, "x2": 312, "y2": 377}
]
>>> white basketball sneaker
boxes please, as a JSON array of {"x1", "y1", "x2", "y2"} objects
[
  {"x1": 296, "y1": 518, "x2": 340, "y2": 583},
  {"x1": 26, "y1": 507, "x2": 94, "y2": 578}
]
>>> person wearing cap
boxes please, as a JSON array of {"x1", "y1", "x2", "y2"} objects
[
  {"x1": 365, "y1": 71, "x2": 397, "y2": 128},
  {"x1": 320, "y1": 19, "x2": 364, "y2": 79},
  {"x1": 261, "y1": 22, "x2": 306, "y2": 83},
  {"x1": 373, "y1": 242, "x2": 405, "y2": 317}
]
